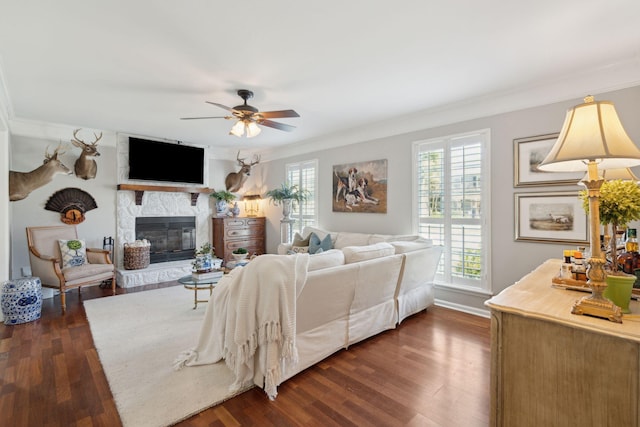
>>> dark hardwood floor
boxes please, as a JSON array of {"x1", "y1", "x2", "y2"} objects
[{"x1": 0, "y1": 282, "x2": 491, "y2": 427}]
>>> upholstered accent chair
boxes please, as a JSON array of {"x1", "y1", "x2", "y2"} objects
[{"x1": 26, "y1": 225, "x2": 116, "y2": 313}]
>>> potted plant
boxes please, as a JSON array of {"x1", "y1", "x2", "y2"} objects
[
  {"x1": 231, "y1": 247, "x2": 248, "y2": 261},
  {"x1": 265, "y1": 183, "x2": 310, "y2": 220},
  {"x1": 580, "y1": 179, "x2": 640, "y2": 312},
  {"x1": 210, "y1": 190, "x2": 237, "y2": 216},
  {"x1": 192, "y1": 242, "x2": 219, "y2": 272}
]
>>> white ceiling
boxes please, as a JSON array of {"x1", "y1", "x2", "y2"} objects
[{"x1": 1, "y1": 1, "x2": 640, "y2": 156}]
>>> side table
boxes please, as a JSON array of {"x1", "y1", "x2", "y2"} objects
[{"x1": 177, "y1": 275, "x2": 221, "y2": 309}]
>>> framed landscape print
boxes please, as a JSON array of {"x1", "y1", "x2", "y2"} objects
[
  {"x1": 332, "y1": 159, "x2": 387, "y2": 213},
  {"x1": 513, "y1": 133, "x2": 584, "y2": 187},
  {"x1": 514, "y1": 191, "x2": 589, "y2": 244}
]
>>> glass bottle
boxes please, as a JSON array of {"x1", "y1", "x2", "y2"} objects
[
  {"x1": 560, "y1": 249, "x2": 574, "y2": 280},
  {"x1": 617, "y1": 228, "x2": 640, "y2": 287},
  {"x1": 625, "y1": 228, "x2": 638, "y2": 252}
]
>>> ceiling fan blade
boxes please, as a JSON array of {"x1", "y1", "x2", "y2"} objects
[
  {"x1": 259, "y1": 119, "x2": 296, "y2": 132},
  {"x1": 180, "y1": 116, "x2": 232, "y2": 120},
  {"x1": 257, "y1": 109, "x2": 300, "y2": 119},
  {"x1": 205, "y1": 101, "x2": 235, "y2": 112}
]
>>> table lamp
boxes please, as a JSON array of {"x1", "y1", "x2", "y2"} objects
[
  {"x1": 538, "y1": 95, "x2": 640, "y2": 322},
  {"x1": 242, "y1": 194, "x2": 262, "y2": 217}
]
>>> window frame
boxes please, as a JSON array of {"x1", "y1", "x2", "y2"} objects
[
  {"x1": 285, "y1": 159, "x2": 318, "y2": 237},
  {"x1": 412, "y1": 129, "x2": 492, "y2": 294}
]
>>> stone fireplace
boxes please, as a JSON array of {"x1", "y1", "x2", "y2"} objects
[
  {"x1": 116, "y1": 190, "x2": 211, "y2": 288},
  {"x1": 115, "y1": 134, "x2": 212, "y2": 288}
]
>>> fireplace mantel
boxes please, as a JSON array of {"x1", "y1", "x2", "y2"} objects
[{"x1": 117, "y1": 184, "x2": 211, "y2": 206}]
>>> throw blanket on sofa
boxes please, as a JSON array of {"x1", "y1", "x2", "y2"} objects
[{"x1": 173, "y1": 253, "x2": 309, "y2": 399}]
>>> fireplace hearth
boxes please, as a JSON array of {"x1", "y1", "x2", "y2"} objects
[{"x1": 135, "y1": 216, "x2": 196, "y2": 264}]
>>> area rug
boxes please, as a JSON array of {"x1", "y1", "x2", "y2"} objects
[{"x1": 84, "y1": 285, "x2": 251, "y2": 427}]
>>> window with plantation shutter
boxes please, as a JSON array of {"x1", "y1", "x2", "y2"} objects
[
  {"x1": 286, "y1": 159, "x2": 318, "y2": 238},
  {"x1": 413, "y1": 130, "x2": 491, "y2": 292}
]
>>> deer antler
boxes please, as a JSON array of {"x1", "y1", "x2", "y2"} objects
[
  {"x1": 72, "y1": 128, "x2": 103, "y2": 146},
  {"x1": 91, "y1": 131, "x2": 103, "y2": 145},
  {"x1": 45, "y1": 141, "x2": 67, "y2": 159},
  {"x1": 250, "y1": 154, "x2": 261, "y2": 166},
  {"x1": 237, "y1": 151, "x2": 246, "y2": 166}
]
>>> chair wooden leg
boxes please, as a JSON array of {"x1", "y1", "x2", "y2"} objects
[
  {"x1": 111, "y1": 274, "x2": 116, "y2": 295},
  {"x1": 60, "y1": 288, "x2": 67, "y2": 314}
]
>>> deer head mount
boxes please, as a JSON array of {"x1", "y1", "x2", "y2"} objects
[
  {"x1": 225, "y1": 151, "x2": 261, "y2": 193},
  {"x1": 9, "y1": 143, "x2": 72, "y2": 201},
  {"x1": 71, "y1": 128, "x2": 102, "y2": 180}
]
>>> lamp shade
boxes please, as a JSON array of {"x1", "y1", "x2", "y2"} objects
[{"x1": 538, "y1": 96, "x2": 640, "y2": 172}]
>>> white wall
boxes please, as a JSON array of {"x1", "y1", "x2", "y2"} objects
[
  {"x1": 0, "y1": 125, "x2": 8, "y2": 283},
  {"x1": 261, "y1": 85, "x2": 640, "y2": 313},
  {"x1": 9, "y1": 134, "x2": 118, "y2": 278}
]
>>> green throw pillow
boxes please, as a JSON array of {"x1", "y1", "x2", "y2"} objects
[
  {"x1": 309, "y1": 232, "x2": 332, "y2": 254},
  {"x1": 58, "y1": 239, "x2": 87, "y2": 268},
  {"x1": 292, "y1": 232, "x2": 310, "y2": 247}
]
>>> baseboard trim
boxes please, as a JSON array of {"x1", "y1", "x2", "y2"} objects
[{"x1": 434, "y1": 299, "x2": 491, "y2": 318}]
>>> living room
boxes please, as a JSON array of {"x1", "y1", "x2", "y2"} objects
[
  {"x1": 2, "y1": 2, "x2": 640, "y2": 425},
  {"x1": 6, "y1": 85, "x2": 640, "y2": 314}
]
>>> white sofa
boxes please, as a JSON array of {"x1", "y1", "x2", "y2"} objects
[{"x1": 278, "y1": 226, "x2": 443, "y2": 382}]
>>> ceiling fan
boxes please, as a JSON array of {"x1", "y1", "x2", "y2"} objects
[{"x1": 180, "y1": 89, "x2": 300, "y2": 137}]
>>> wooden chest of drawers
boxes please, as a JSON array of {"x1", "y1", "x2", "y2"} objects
[{"x1": 211, "y1": 217, "x2": 266, "y2": 263}]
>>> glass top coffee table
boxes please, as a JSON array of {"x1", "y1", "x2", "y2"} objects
[{"x1": 178, "y1": 275, "x2": 222, "y2": 309}]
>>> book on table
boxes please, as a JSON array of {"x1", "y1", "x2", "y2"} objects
[{"x1": 191, "y1": 269, "x2": 224, "y2": 280}]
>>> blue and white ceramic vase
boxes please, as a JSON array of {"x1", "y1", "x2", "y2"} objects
[
  {"x1": 215, "y1": 200, "x2": 227, "y2": 216},
  {"x1": 231, "y1": 202, "x2": 240, "y2": 217},
  {"x1": 1, "y1": 277, "x2": 43, "y2": 325}
]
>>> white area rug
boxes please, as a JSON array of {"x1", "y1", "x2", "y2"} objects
[{"x1": 84, "y1": 285, "x2": 250, "y2": 427}]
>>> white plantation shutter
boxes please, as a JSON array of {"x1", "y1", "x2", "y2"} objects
[
  {"x1": 414, "y1": 130, "x2": 491, "y2": 291},
  {"x1": 286, "y1": 159, "x2": 318, "y2": 237}
]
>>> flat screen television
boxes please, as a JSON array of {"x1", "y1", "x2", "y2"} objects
[{"x1": 128, "y1": 137, "x2": 205, "y2": 185}]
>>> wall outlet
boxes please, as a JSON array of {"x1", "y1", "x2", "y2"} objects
[{"x1": 21, "y1": 266, "x2": 32, "y2": 277}]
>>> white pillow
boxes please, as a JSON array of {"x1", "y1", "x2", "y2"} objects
[
  {"x1": 308, "y1": 249, "x2": 345, "y2": 271},
  {"x1": 288, "y1": 246, "x2": 309, "y2": 254},
  {"x1": 334, "y1": 232, "x2": 374, "y2": 249},
  {"x1": 58, "y1": 239, "x2": 87, "y2": 268},
  {"x1": 342, "y1": 242, "x2": 395, "y2": 264}
]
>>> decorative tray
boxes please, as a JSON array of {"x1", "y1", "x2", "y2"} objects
[{"x1": 552, "y1": 274, "x2": 640, "y2": 300}]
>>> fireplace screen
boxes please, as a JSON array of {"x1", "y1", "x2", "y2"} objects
[{"x1": 135, "y1": 216, "x2": 196, "y2": 264}]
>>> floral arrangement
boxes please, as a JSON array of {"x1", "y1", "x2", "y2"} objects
[{"x1": 580, "y1": 179, "x2": 640, "y2": 271}]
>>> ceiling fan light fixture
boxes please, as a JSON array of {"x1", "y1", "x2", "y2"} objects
[
  {"x1": 246, "y1": 121, "x2": 262, "y2": 138},
  {"x1": 229, "y1": 120, "x2": 245, "y2": 137}
]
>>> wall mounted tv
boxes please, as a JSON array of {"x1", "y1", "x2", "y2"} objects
[{"x1": 128, "y1": 137, "x2": 205, "y2": 185}]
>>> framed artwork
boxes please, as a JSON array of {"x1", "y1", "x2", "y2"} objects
[
  {"x1": 333, "y1": 159, "x2": 387, "y2": 213},
  {"x1": 513, "y1": 133, "x2": 584, "y2": 187},
  {"x1": 514, "y1": 191, "x2": 589, "y2": 244}
]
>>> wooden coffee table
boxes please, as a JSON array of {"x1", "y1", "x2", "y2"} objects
[{"x1": 178, "y1": 275, "x2": 221, "y2": 309}]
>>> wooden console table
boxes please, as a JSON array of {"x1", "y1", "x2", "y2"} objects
[{"x1": 485, "y1": 259, "x2": 640, "y2": 427}]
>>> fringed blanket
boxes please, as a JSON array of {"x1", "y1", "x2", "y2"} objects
[{"x1": 174, "y1": 253, "x2": 309, "y2": 400}]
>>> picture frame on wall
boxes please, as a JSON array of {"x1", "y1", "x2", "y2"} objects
[
  {"x1": 332, "y1": 159, "x2": 387, "y2": 213},
  {"x1": 513, "y1": 133, "x2": 584, "y2": 187},
  {"x1": 514, "y1": 191, "x2": 589, "y2": 244}
]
